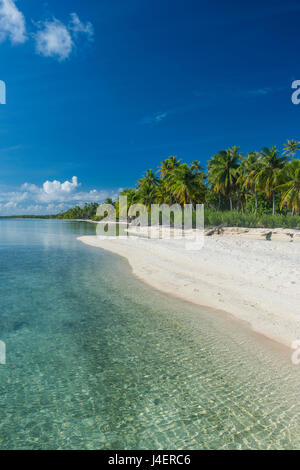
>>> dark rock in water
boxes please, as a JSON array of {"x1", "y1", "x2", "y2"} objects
[{"x1": 13, "y1": 321, "x2": 27, "y2": 331}]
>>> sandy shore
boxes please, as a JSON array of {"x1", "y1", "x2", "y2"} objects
[{"x1": 78, "y1": 232, "x2": 300, "y2": 348}]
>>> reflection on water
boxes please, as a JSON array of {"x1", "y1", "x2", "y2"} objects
[{"x1": 0, "y1": 220, "x2": 299, "y2": 449}]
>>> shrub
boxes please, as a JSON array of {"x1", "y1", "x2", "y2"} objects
[{"x1": 204, "y1": 209, "x2": 300, "y2": 229}]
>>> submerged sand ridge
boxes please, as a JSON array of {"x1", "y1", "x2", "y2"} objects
[{"x1": 78, "y1": 231, "x2": 300, "y2": 348}]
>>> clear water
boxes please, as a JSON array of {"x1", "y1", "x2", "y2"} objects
[{"x1": 0, "y1": 220, "x2": 300, "y2": 450}]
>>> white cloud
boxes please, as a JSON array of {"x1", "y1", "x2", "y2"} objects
[
  {"x1": 34, "y1": 13, "x2": 94, "y2": 61},
  {"x1": 69, "y1": 12, "x2": 93, "y2": 39},
  {"x1": 247, "y1": 87, "x2": 273, "y2": 96},
  {"x1": 0, "y1": 3, "x2": 94, "y2": 60},
  {"x1": 0, "y1": 0, "x2": 27, "y2": 44},
  {"x1": 0, "y1": 177, "x2": 119, "y2": 215},
  {"x1": 142, "y1": 111, "x2": 168, "y2": 124},
  {"x1": 35, "y1": 18, "x2": 73, "y2": 61},
  {"x1": 154, "y1": 112, "x2": 167, "y2": 122},
  {"x1": 43, "y1": 175, "x2": 80, "y2": 195}
]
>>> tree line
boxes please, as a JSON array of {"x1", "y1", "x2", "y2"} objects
[
  {"x1": 53, "y1": 139, "x2": 300, "y2": 228},
  {"x1": 55, "y1": 202, "x2": 101, "y2": 220},
  {"x1": 118, "y1": 139, "x2": 300, "y2": 217}
]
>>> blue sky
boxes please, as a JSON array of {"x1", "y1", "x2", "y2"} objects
[{"x1": 0, "y1": 0, "x2": 300, "y2": 214}]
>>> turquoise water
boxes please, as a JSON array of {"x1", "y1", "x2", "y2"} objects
[{"x1": 0, "y1": 220, "x2": 300, "y2": 449}]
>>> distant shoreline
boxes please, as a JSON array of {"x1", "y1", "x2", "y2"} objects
[{"x1": 1, "y1": 214, "x2": 300, "y2": 231}]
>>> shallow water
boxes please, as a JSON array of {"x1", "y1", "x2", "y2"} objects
[{"x1": 0, "y1": 219, "x2": 300, "y2": 449}]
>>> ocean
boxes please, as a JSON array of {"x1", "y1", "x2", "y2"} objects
[{"x1": 0, "y1": 219, "x2": 299, "y2": 449}]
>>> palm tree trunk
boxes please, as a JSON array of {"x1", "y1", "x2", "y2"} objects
[
  {"x1": 218, "y1": 193, "x2": 221, "y2": 211},
  {"x1": 254, "y1": 191, "x2": 258, "y2": 216},
  {"x1": 239, "y1": 195, "x2": 243, "y2": 212},
  {"x1": 229, "y1": 197, "x2": 233, "y2": 211},
  {"x1": 272, "y1": 192, "x2": 275, "y2": 215}
]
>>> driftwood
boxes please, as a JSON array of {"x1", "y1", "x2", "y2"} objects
[{"x1": 205, "y1": 224, "x2": 225, "y2": 236}]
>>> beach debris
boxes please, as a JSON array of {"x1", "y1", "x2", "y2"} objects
[
  {"x1": 265, "y1": 231, "x2": 272, "y2": 241},
  {"x1": 205, "y1": 225, "x2": 225, "y2": 236}
]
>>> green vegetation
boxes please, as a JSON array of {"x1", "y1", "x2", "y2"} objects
[
  {"x1": 204, "y1": 210, "x2": 300, "y2": 229},
  {"x1": 55, "y1": 202, "x2": 100, "y2": 220},
  {"x1": 0, "y1": 215, "x2": 56, "y2": 219},
  {"x1": 4, "y1": 139, "x2": 300, "y2": 229},
  {"x1": 115, "y1": 139, "x2": 300, "y2": 229}
]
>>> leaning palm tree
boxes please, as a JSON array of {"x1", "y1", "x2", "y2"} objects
[
  {"x1": 283, "y1": 139, "x2": 300, "y2": 159},
  {"x1": 277, "y1": 160, "x2": 300, "y2": 214},
  {"x1": 255, "y1": 146, "x2": 287, "y2": 215},
  {"x1": 208, "y1": 147, "x2": 241, "y2": 210}
]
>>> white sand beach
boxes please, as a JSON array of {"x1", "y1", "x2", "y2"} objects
[{"x1": 78, "y1": 231, "x2": 300, "y2": 348}]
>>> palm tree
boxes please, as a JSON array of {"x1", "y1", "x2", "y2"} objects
[
  {"x1": 158, "y1": 156, "x2": 181, "y2": 177},
  {"x1": 208, "y1": 147, "x2": 241, "y2": 210},
  {"x1": 277, "y1": 160, "x2": 300, "y2": 214},
  {"x1": 166, "y1": 163, "x2": 202, "y2": 206},
  {"x1": 137, "y1": 169, "x2": 159, "y2": 191},
  {"x1": 190, "y1": 160, "x2": 204, "y2": 175},
  {"x1": 237, "y1": 152, "x2": 262, "y2": 215},
  {"x1": 117, "y1": 188, "x2": 138, "y2": 217},
  {"x1": 256, "y1": 147, "x2": 287, "y2": 215},
  {"x1": 104, "y1": 198, "x2": 114, "y2": 205},
  {"x1": 208, "y1": 152, "x2": 224, "y2": 210},
  {"x1": 283, "y1": 139, "x2": 300, "y2": 159},
  {"x1": 120, "y1": 188, "x2": 138, "y2": 205},
  {"x1": 137, "y1": 169, "x2": 159, "y2": 210},
  {"x1": 154, "y1": 180, "x2": 169, "y2": 205},
  {"x1": 158, "y1": 156, "x2": 181, "y2": 203}
]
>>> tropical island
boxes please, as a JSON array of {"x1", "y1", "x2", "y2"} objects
[
  {"x1": 3, "y1": 140, "x2": 299, "y2": 230},
  {"x1": 74, "y1": 139, "x2": 300, "y2": 349}
]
